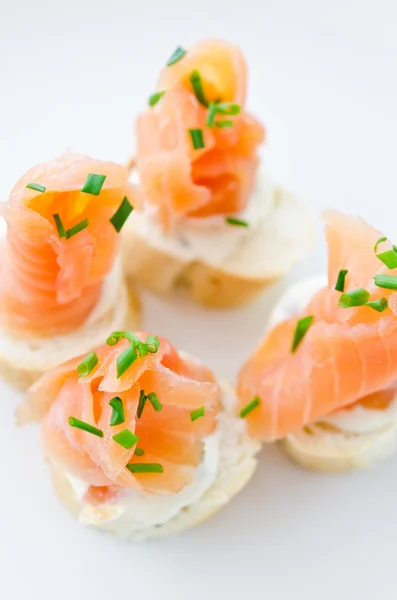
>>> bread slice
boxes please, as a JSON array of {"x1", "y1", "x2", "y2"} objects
[
  {"x1": 0, "y1": 262, "x2": 140, "y2": 392},
  {"x1": 122, "y1": 171, "x2": 313, "y2": 308},
  {"x1": 265, "y1": 276, "x2": 397, "y2": 471},
  {"x1": 48, "y1": 381, "x2": 260, "y2": 541},
  {"x1": 282, "y1": 421, "x2": 397, "y2": 472}
]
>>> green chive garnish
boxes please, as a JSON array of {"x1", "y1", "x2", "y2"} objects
[
  {"x1": 126, "y1": 463, "x2": 164, "y2": 474},
  {"x1": 166, "y1": 46, "x2": 186, "y2": 66},
  {"x1": 225, "y1": 216, "x2": 249, "y2": 227},
  {"x1": 26, "y1": 182, "x2": 46, "y2": 193},
  {"x1": 147, "y1": 392, "x2": 162, "y2": 412},
  {"x1": 134, "y1": 447, "x2": 145, "y2": 456},
  {"x1": 291, "y1": 316, "x2": 314, "y2": 352},
  {"x1": 145, "y1": 335, "x2": 160, "y2": 353},
  {"x1": 376, "y1": 249, "x2": 397, "y2": 269},
  {"x1": 106, "y1": 331, "x2": 124, "y2": 346},
  {"x1": 365, "y1": 298, "x2": 389, "y2": 312},
  {"x1": 190, "y1": 70, "x2": 208, "y2": 107},
  {"x1": 68, "y1": 417, "x2": 103, "y2": 438},
  {"x1": 374, "y1": 237, "x2": 387, "y2": 253},
  {"x1": 109, "y1": 397, "x2": 125, "y2": 426},
  {"x1": 374, "y1": 274, "x2": 397, "y2": 290},
  {"x1": 190, "y1": 407, "x2": 205, "y2": 422},
  {"x1": 116, "y1": 344, "x2": 138, "y2": 378},
  {"x1": 216, "y1": 102, "x2": 241, "y2": 116},
  {"x1": 338, "y1": 288, "x2": 370, "y2": 308},
  {"x1": 107, "y1": 331, "x2": 160, "y2": 355},
  {"x1": 137, "y1": 389, "x2": 147, "y2": 419},
  {"x1": 189, "y1": 128, "x2": 205, "y2": 150},
  {"x1": 77, "y1": 352, "x2": 98, "y2": 377},
  {"x1": 148, "y1": 90, "x2": 165, "y2": 107},
  {"x1": 215, "y1": 120, "x2": 234, "y2": 128},
  {"x1": 335, "y1": 269, "x2": 348, "y2": 292},
  {"x1": 206, "y1": 102, "x2": 218, "y2": 127},
  {"x1": 110, "y1": 196, "x2": 134, "y2": 233},
  {"x1": 81, "y1": 173, "x2": 107, "y2": 195},
  {"x1": 112, "y1": 429, "x2": 139, "y2": 449},
  {"x1": 240, "y1": 396, "x2": 261, "y2": 419},
  {"x1": 66, "y1": 218, "x2": 89, "y2": 239},
  {"x1": 53, "y1": 214, "x2": 66, "y2": 238}
]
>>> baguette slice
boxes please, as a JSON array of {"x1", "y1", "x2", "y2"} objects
[
  {"x1": 48, "y1": 381, "x2": 260, "y2": 541},
  {"x1": 0, "y1": 263, "x2": 140, "y2": 392},
  {"x1": 267, "y1": 276, "x2": 397, "y2": 471},
  {"x1": 122, "y1": 171, "x2": 313, "y2": 308}
]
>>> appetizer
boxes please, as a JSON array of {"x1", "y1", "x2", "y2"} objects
[
  {"x1": 238, "y1": 211, "x2": 397, "y2": 471},
  {"x1": 19, "y1": 331, "x2": 259, "y2": 540},
  {"x1": 0, "y1": 152, "x2": 140, "y2": 390},
  {"x1": 123, "y1": 39, "x2": 312, "y2": 307}
]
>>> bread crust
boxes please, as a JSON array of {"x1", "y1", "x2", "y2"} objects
[{"x1": 282, "y1": 422, "x2": 397, "y2": 472}]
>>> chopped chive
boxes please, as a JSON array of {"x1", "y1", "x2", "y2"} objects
[
  {"x1": 291, "y1": 315, "x2": 314, "y2": 352},
  {"x1": 166, "y1": 46, "x2": 187, "y2": 66},
  {"x1": 148, "y1": 90, "x2": 165, "y2": 107},
  {"x1": 53, "y1": 214, "x2": 66, "y2": 238},
  {"x1": 26, "y1": 182, "x2": 46, "y2": 193},
  {"x1": 137, "y1": 389, "x2": 147, "y2": 419},
  {"x1": 124, "y1": 331, "x2": 140, "y2": 343},
  {"x1": 109, "y1": 397, "x2": 125, "y2": 426},
  {"x1": 112, "y1": 429, "x2": 139, "y2": 449},
  {"x1": 116, "y1": 343, "x2": 138, "y2": 378},
  {"x1": 77, "y1": 352, "x2": 98, "y2": 377},
  {"x1": 126, "y1": 463, "x2": 164, "y2": 474},
  {"x1": 376, "y1": 249, "x2": 397, "y2": 269},
  {"x1": 374, "y1": 274, "x2": 397, "y2": 290},
  {"x1": 123, "y1": 331, "x2": 148, "y2": 358},
  {"x1": 134, "y1": 447, "x2": 145, "y2": 456},
  {"x1": 147, "y1": 392, "x2": 163, "y2": 412},
  {"x1": 338, "y1": 288, "x2": 370, "y2": 308},
  {"x1": 240, "y1": 396, "x2": 261, "y2": 419},
  {"x1": 68, "y1": 417, "x2": 103, "y2": 438},
  {"x1": 110, "y1": 196, "x2": 134, "y2": 233},
  {"x1": 65, "y1": 218, "x2": 89, "y2": 239},
  {"x1": 374, "y1": 237, "x2": 387, "y2": 253},
  {"x1": 365, "y1": 298, "x2": 389, "y2": 312},
  {"x1": 215, "y1": 120, "x2": 234, "y2": 128},
  {"x1": 190, "y1": 406, "x2": 205, "y2": 421},
  {"x1": 206, "y1": 102, "x2": 218, "y2": 128},
  {"x1": 145, "y1": 335, "x2": 160, "y2": 353},
  {"x1": 189, "y1": 128, "x2": 205, "y2": 150},
  {"x1": 216, "y1": 102, "x2": 241, "y2": 116},
  {"x1": 136, "y1": 340, "x2": 149, "y2": 358},
  {"x1": 81, "y1": 173, "x2": 107, "y2": 195},
  {"x1": 225, "y1": 216, "x2": 249, "y2": 227},
  {"x1": 106, "y1": 331, "x2": 124, "y2": 346},
  {"x1": 335, "y1": 269, "x2": 348, "y2": 292},
  {"x1": 189, "y1": 70, "x2": 208, "y2": 107}
]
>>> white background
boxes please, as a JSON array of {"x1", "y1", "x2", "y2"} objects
[{"x1": 1, "y1": 1, "x2": 397, "y2": 598}]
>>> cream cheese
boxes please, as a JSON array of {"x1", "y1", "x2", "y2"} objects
[
  {"x1": 127, "y1": 169, "x2": 313, "y2": 279},
  {"x1": 66, "y1": 433, "x2": 220, "y2": 536},
  {"x1": 269, "y1": 275, "x2": 397, "y2": 435}
]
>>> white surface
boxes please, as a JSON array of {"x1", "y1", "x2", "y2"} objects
[{"x1": 1, "y1": 1, "x2": 397, "y2": 599}]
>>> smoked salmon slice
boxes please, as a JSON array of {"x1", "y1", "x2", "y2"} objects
[
  {"x1": 238, "y1": 211, "x2": 397, "y2": 441},
  {"x1": 136, "y1": 39, "x2": 265, "y2": 228},
  {"x1": 22, "y1": 333, "x2": 220, "y2": 496},
  {"x1": 0, "y1": 153, "x2": 139, "y2": 335}
]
